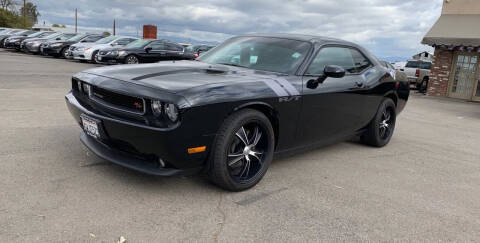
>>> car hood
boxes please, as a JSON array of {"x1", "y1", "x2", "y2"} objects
[
  {"x1": 23, "y1": 37, "x2": 50, "y2": 43},
  {"x1": 81, "y1": 60, "x2": 279, "y2": 93}
]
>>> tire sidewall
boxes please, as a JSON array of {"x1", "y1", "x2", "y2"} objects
[{"x1": 125, "y1": 55, "x2": 139, "y2": 64}]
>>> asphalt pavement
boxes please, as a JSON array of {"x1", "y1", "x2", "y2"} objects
[{"x1": 1, "y1": 48, "x2": 480, "y2": 242}]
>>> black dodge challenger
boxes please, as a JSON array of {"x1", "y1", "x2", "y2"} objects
[{"x1": 66, "y1": 34, "x2": 409, "y2": 191}]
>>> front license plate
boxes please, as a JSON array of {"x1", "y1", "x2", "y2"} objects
[
  {"x1": 40, "y1": 47, "x2": 43, "y2": 52},
  {"x1": 81, "y1": 115, "x2": 100, "y2": 138},
  {"x1": 98, "y1": 56, "x2": 102, "y2": 61}
]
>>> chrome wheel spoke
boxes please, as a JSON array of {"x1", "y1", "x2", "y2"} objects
[
  {"x1": 240, "y1": 157, "x2": 251, "y2": 178},
  {"x1": 228, "y1": 153, "x2": 244, "y2": 167},
  {"x1": 252, "y1": 126, "x2": 262, "y2": 146},
  {"x1": 249, "y1": 150, "x2": 263, "y2": 164},
  {"x1": 236, "y1": 126, "x2": 249, "y2": 146}
]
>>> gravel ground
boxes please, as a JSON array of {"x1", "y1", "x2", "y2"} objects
[{"x1": 1, "y1": 48, "x2": 480, "y2": 242}]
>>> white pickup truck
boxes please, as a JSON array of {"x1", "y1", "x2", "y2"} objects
[{"x1": 401, "y1": 60, "x2": 432, "y2": 93}]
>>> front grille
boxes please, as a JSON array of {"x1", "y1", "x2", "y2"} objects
[{"x1": 91, "y1": 86, "x2": 146, "y2": 114}]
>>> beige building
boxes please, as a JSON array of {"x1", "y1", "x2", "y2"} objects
[{"x1": 422, "y1": 0, "x2": 480, "y2": 102}]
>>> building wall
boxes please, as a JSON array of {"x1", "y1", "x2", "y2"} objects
[
  {"x1": 427, "y1": 48, "x2": 454, "y2": 97},
  {"x1": 442, "y1": 0, "x2": 480, "y2": 14}
]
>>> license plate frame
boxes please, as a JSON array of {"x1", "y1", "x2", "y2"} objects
[{"x1": 81, "y1": 114, "x2": 101, "y2": 139}]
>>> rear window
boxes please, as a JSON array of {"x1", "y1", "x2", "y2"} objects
[{"x1": 406, "y1": 61, "x2": 431, "y2": 70}]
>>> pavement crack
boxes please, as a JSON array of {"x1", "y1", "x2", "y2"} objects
[{"x1": 212, "y1": 194, "x2": 226, "y2": 243}]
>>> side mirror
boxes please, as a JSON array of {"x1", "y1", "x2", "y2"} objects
[
  {"x1": 145, "y1": 47, "x2": 152, "y2": 53},
  {"x1": 306, "y1": 65, "x2": 346, "y2": 89},
  {"x1": 324, "y1": 65, "x2": 346, "y2": 78}
]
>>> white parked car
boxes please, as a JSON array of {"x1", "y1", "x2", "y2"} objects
[{"x1": 70, "y1": 36, "x2": 138, "y2": 63}]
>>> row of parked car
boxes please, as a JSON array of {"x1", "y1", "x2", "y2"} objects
[{"x1": 0, "y1": 27, "x2": 215, "y2": 64}]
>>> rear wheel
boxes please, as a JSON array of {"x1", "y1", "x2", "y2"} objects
[
  {"x1": 91, "y1": 50, "x2": 99, "y2": 63},
  {"x1": 208, "y1": 109, "x2": 275, "y2": 191},
  {"x1": 125, "y1": 55, "x2": 139, "y2": 64},
  {"x1": 362, "y1": 98, "x2": 396, "y2": 147},
  {"x1": 61, "y1": 47, "x2": 69, "y2": 59}
]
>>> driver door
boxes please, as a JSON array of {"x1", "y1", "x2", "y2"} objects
[
  {"x1": 298, "y1": 46, "x2": 371, "y2": 146},
  {"x1": 143, "y1": 41, "x2": 166, "y2": 62}
]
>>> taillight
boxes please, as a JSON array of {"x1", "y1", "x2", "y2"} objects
[
  {"x1": 415, "y1": 69, "x2": 420, "y2": 77},
  {"x1": 194, "y1": 54, "x2": 199, "y2": 59}
]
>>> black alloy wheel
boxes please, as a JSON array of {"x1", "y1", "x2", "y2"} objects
[
  {"x1": 125, "y1": 55, "x2": 139, "y2": 64},
  {"x1": 208, "y1": 109, "x2": 274, "y2": 191},
  {"x1": 362, "y1": 98, "x2": 396, "y2": 147}
]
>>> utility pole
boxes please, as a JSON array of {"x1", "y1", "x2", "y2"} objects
[
  {"x1": 23, "y1": 0, "x2": 26, "y2": 28},
  {"x1": 75, "y1": 8, "x2": 78, "y2": 33},
  {"x1": 113, "y1": 19, "x2": 116, "y2": 36}
]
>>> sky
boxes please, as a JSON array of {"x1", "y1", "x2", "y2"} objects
[{"x1": 30, "y1": 0, "x2": 443, "y2": 61}]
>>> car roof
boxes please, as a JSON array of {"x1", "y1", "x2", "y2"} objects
[{"x1": 239, "y1": 33, "x2": 354, "y2": 45}]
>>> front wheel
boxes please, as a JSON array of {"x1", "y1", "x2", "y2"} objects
[
  {"x1": 362, "y1": 98, "x2": 396, "y2": 147},
  {"x1": 208, "y1": 109, "x2": 275, "y2": 191},
  {"x1": 61, "y1": 47, "x2": 69, "y2": 59},
  {"x1": 125, "y1": 55, "x2": 139, "y2": 64}
]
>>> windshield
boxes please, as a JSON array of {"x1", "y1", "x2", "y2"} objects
[
  {"x1": 406, "y1": 61, "x2": 431, "y2": 70},
  {"x1": 26, "y1": 32, "x2": 43, "y2": 37},
  {"x1": 68, "y1": 34, "x2": 87, "y2": 42},
  {"x1": 198, "y1": 37, "x2": 312, "y2": 74},
  {"x1": 57, "y1": 33, "x2": 77, "y2": 40},
  {"x1": 43, "y1": 32, "x2": 60, "y2": 39},
  {"x1": 95, "y1": 36, "x2": 118, "y2": 44},
  {"x1": 125, "y1": 39, "x2": 152, "y2": 48}
]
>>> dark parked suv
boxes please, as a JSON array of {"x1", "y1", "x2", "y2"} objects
[
  {"x1": 41, "y1": 34, "x2": 105, "y2": 58},
  {"x1": 96, "y1": 39, "x2": 195, "y2": 64}
]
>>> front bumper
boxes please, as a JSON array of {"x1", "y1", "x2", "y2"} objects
[
  {"x1": 41, "y1": 46, "x2": 63, "y2": 55},
  {"x1": 96, "y1": 54, "x2": 124, "y2": 64},
  {"x1": 24, "y1": 43, "x2": 42, "y2": 53},
  {"x1": 72, "y1": 50, "x2": 92, "y2": 61},
  {"x1": 4, "y1": 41, "x2": 21, "y2": 49},
  {"x1": 65, "y1": 92, "x2": 207, "y2": 176}
]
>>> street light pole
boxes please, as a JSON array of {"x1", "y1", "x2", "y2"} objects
[
  {"x1": 75, "y1": 8, "x2": 77, "y2": 33},
  {"x1": 23, "y1": 0, "x2": 26, "y2": 28}
]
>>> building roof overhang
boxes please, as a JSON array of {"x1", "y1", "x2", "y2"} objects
[{"x1": 422, "y1": 14, "x2": 480, "y2": 47}]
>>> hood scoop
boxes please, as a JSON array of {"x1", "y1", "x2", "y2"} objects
[{"x1": 132, "y1": 66, "x2": 228, "y2": 81}]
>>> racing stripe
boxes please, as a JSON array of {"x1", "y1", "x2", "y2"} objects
[
  {"x1": 263, "y1": 79, "x2": 289, "y2": 97},
  {"x1": 273, "y1": 78, "x2": 300, "y2": 96}
]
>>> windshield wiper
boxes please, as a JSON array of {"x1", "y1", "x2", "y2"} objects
[{"x1": 216, "y1": 63, "x2": 248, "y2": 68}]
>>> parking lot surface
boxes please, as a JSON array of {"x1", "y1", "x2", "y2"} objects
[{"x1": 1, "y1": 48, "x2": 480, "y2": 242}]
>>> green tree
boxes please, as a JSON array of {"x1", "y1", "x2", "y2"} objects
[
  {"x1": 20, "y1": 2, "x2": 40, "y2": 26},
  {"x1": 0, "y1": 8, "x2": 22, "y2": 28},
  {"x1": 52, "y1": 23, "x2": 60, "y2": 27},
  {"x1": 102, "y1": 31, "x2": 111, "y2": 36}
]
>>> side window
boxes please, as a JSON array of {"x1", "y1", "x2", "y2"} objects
[
  {"x1": 115, "y1": 38, "x2": 134, "y2": 45},
  {"x1": 306, "y1": 47, "x2": 355, "y2": 75},
  {"x1": 84, "y1": 36, "x2": 101, "y2": 42},
  {"x1": 148, "y1": 42, "x2": 165, "y2": 50},
  {"x1": 350, "y1": 49, "x2": 372, "y2": 73},
  {"x1": 165, "y1": 43, "x2": 183, "y2": 51}
]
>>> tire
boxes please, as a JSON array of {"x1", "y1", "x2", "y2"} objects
[
  {"x1": 362, "y1": 98, "x2": 396, "y2": 147},
  {"x1": 419, "y1": 77, "x2": 428, "y2": 94},
  {"x1": 208, "y1": 109, "x2": 275, "y2": 191},
  {"x1": 125, "y1": 55, "x2": 139, "y2": 64},
  {"x1": 60, "y1": 47, "x2": 69, "y2": 59},
  {"x1": 91, "y1": 50, "x2": 99, "y2": 63}
]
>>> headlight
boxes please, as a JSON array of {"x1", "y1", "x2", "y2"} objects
[
  {"x1": 31, "y1": 41, "x2": 42, "y2": 47},
  {"x1": 118, "y1": 51, "x2": 127, "y2": 57},
  {"x1": 50, "y1": 43, "x2": 63, "y2": 47},
  {"x1": 110, "y1": 50, "x2": 119, "y2": 56},
  {"x1": 77, "y1": 47, "x2": 84, "y2": 51},
  {"x1": 151, "y1": 100, "x2": 162, "y2": 116},
  {"x1": 85, "y1": 47, "x2": 91, "y2": 51},
  {"x1": 82, "y1": 83, "x2": 92, "y2": 97},
  {"x1": 165, "y1": 103, "x2": 179, "y2": 122}
]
